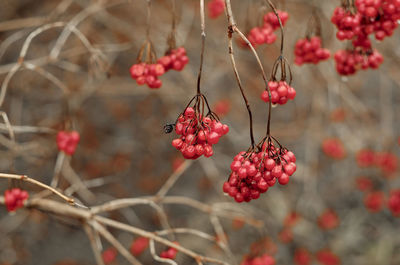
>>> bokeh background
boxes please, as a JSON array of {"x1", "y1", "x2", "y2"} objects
[{"x1": 0, "y1": 0, "x2": 399, "y2": 265}]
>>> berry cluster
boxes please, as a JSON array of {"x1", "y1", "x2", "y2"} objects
[
  {"x1": 130, "y1": 237, "x2": 149, "y2": 256},
  {"x1": 172, "y1": 107, "x2": 229, "y2": 159},
  {"x1": 294, "y1": 36, "x2": 330, "y2": 65},
  {"x1": 56, "y1": 131, "x2": 80, "y2": 155},
  {"x1": 331, "y1": 1, "x2": 400, "y2": 74},
  {"x1": 334, "y1": 48, "x2": 383, "y2": 75},
  {"x1": 294, "y1": 248, "x2": 312, "y2": 265},
  {"x1": 260, "y1": 81, "x2": 296, "y2": 105},
  {"x1": 208, "y1": 0, "x2": 225, "y2": 19},
  {"x1": 130, "y1": 40, "x2": 189, "y2": 89},
  {"x1": 332, "y1": 3, "x2": 400, "y2": 43},
  {"x1": 157, "y1": 47, "x2": 189, "y2": 72},
  {"x1": 388, "y1": 189, "x2": 400, "y2": 216},
  {"x1": 223, "y1": 142, "x2": 296, "y2": 203},
  {"x1": 129, "y1": 62, "x2": 165, "y2": 89},
  {"x1": 317, "y1": 209, "x2": 340, "y2": 230},
  {"x1": 356, "y1": 149, "x2": 398, "y2": 177},
  {"x1": 364, "y1": 191, "x2": 385, "y2": 212},
  {"x1": 247, "y1": 10, "x2": 289, "y2": 47},
  {"x1": 4, "y1": 188, "x2": 29, "y2": 212},
  {"x1": 240, "y1": 254, "x2": 276, "y2": 265},
  {"x1": 315, "y1": 249, "x2": 340, "y2": 265},
  {"x1": 160, "y1": 243, "x2": 179, "y2": 260},
  {"x1": 102, "y1": 248, "x2": 117, "y2": 265},
  {"x1": 322, "y1": 138, "x2": 346, "y2": 159}
]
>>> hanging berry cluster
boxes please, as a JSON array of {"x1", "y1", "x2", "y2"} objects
[
  {"x1": 208, "y1": 0, "x2": 225, "y2": 19},
  {"x1": 322, "y1": 138, "x2": 347, "y2": 159},
  {"x1": 294, "y1": 36, "x2": 331, "y2": 65},
  {"x1": 294, "y1": 13, "x2": 331, "y2": 65},
  {"x1": 260, "y1": 57, "x2": 296, "y2": 106},
  {"x1": 331, "y1": 0, "x2": 400, "y2": 75},
  {"x1": 247, "y1": 10, "x2": 289, "y2": 47},
  {"x1": 356, "y1": 149, "x2": 398, "y2": 177},
  {"x1": 57, "y1": 130, "x2": 80, "y2": 155},
  {"x1": 4, "y1": 188, "x2": 29, "y2": 212},
  {"x1": 129, "y1": 41, "x2": 189, "y2": 89},
  {"x1": 260, "y1": 80, "x2": 296, "y2": 105},
  {"x1": 171, "y1": 95, "x2": 229, "y2": 159},
  {"x1": 157, "y1": 47, "x2": 189, "y2": 72},
  {"x1": 223, "y1": 139, "x2": 297, "y2": 203},
  {"x1": 334, "y1": 48, "x2": 383, "y2": 75}
]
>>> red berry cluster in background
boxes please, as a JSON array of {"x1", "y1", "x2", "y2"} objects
[
  {"x1": 160, "y1": 243, "x2": 179, "y2": 260},
  {"x1": 294, "y1": 248, "x2": 312, "y2": 265},
  {"x1": 157, "y1": 47, "x2": 189, "y2": 72},
  {"x1": 331, "y1": 0, "x2": 400, "y2": 74},
  {"x1": 129, "y1": 62, "x2": 165, "y2": 89},
  {"x1": 315, "y1": 249, "x2": 341, "y2": 265},
  {"x1": 356, "y1": 176, "x2": 374, "y2": 192},
  {"x1": 317, "y1": 209, "x2": 340, "y2": 230},
  {"x1": 334, "y1": 48, "x2": 383, "y2": 75},
  {"x1": 294, "y1": 36, "x2": 330, "y2": 65},
  {"x1": 322, "y1": 138, "x2": 346, "y2": 159},
  {"x1": 388, "y1": 189, "x2": 400, "y2": 216},
  {"x1": 207, "y1": 0, "x2": 225, "y2": 19},
  {"x1": 56, "y1": 131, "x2": 80, "y2": 155},
  {"x1": 102, "y1": 248, "x2": 117, "y2": 265},
  {"x1": 240, "y1": 254, "x2": 276, "y2": 265},
  {"x1": 130, "y1": 237, "x2": 149, "y2": 256},
  {"x1": 223, "y1": 143, "x2": 296, "y2": 203},
  {"x1": 247, "y1": 10, "x2": 289, "y2": 47},
  {"x1": 260, "y1": 81, "x2": 296, "y2": 105},
  {"x1": 172, "y1": 107, "x2": 229, "y2": 159},
  {"x1": 364, "y1": 191, "x2": 385, "y2": 212},
  {"x1": 356, "y1": 149, "x2": 398, "y2": 177},
  {"x1": 4, "y1": 188, "x2": 29, "y2": 212}
]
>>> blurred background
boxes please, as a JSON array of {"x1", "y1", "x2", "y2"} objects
[{"x1": 0, "y1": 0, "x2": 399, "y2": 264}]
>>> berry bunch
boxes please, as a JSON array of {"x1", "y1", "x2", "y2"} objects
[
  {"x1": 264, "y1": 10, "x2": 290, "y2": 30},
  {"x1": 223, "y1": 142, "x2": 296, "y2": 203},
  {"x1": 130, "y1": 39, "x2": 189, "y2": 89},
  {"x1": 208, "y1": 0, "x2": 225, "y2": 19},
  {"x1": 260, "y1": 80, "x2": 296, "y2": 105},
  {"x1": 240, "y1": 254, "x2": 276, "y2": 265},
  {"x1": 172, "y1": 107, "x2": 229, "y2": 159},
  {"x1": 129, "y1": 62, "x2": 165, "y2": 89},
  {"x1": 160, "y1": 243, "x2": 179, "y2": 260},
  {"x1": 388, "y1": 189, "x2": 400, "y2": 216},
  {"x1": 294, "y1": 248, "x2": 312, "y2": 265},
  {"x1": 356, "y1": 149, "x2": 376, "y2": 167},
  {"x1": 331, "y1": 7, "x2": 362, "y2": 41},
  {"x1": 334, "y1": 48, "x2": 383, "y2": 75},
  {"x1": 331, "y1": 1, "x2": 400, "y2": 74},
  {"x1": 317, "y1": 209, "x2": 340, "y2": 230},
  {"x1": 364, "y1": 191, "x2": 385, "y2": 212},
  {"x1": 321, "y1": 138, "x2": 346, "y2": 159},
  {"x1": 130, "y1": 237, "x2": 149, "y2": 256},
  {"x1": 157, "y1": 47, "x2": 189, "y2": 72},
  {"x1": 57, "y1": 130, "x2": 80, "y2": 155},
  {"x1": 102, "y1": 248, "x2": 117, "y2": 265},
  {"x1": 4, "y1": 188, "x2": 29, "y2": 212},
  {"x1": 247, "y1": 10, "x2": 289, "y2": 47},
  {"x1": 356, "y1": 176, "x2": 373, "y2": 191},
  {"x1": 294, "y1": 37, "x2": 330, "y2": 65},
  {"x1": 247, "y1": 24, "x2": 277, "y2": 47},
  {"x1": 315, "y1": 249, "x2": 340, "y2": 265},
  {"x1": 355, "y1": 0, "x2": 382, "y2": 18},
  {"x1": 356, "y1": 149, "x2": 398, "y2": 177}
]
